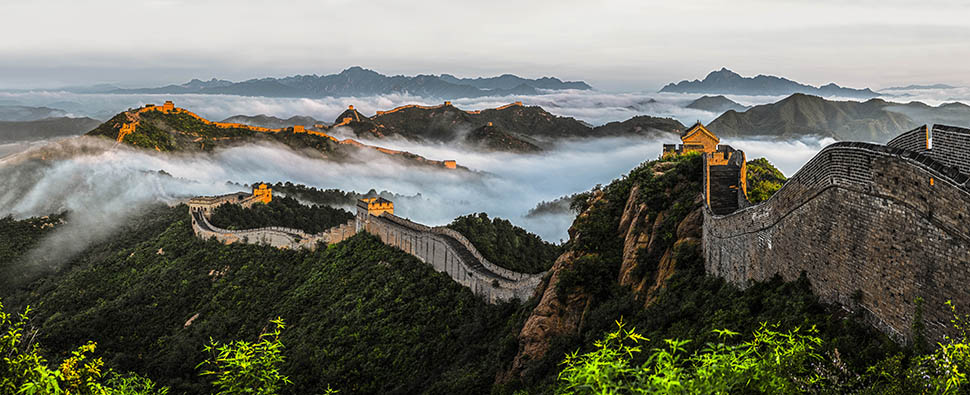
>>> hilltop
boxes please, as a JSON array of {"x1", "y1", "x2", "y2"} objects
[
  {"x1": 706, "y1": 93, "x2": 970, "y2": 142},
  {"x1": 661, "y1": 68, "x2": 879, "y2": 98},
  {"x1": 84, "y1": 102, "x2": 461, "y2": 169},
  {"x1": 109, "y1": 66, "x2": 592, "y2": 99},
  {"x1": 685, "y1": 95, "x2": 748, "y2": 113}
]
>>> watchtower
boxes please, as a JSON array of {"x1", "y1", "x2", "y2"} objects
[
  {"x1": 162, "y1": 101, "x2": 175, "y2": 112},
  {"x1": 253, "y1": 183, "x2": 272, "y2": 204},
  {"x1": 358, "y1": 197, "x2": 394, "y2": 216}
]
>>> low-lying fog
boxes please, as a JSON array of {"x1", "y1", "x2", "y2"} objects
[
  {"x1": 0, "y1": 132, "x2": 832, "y2": 272},
  {"x1": 3, "y1": 86, "x2": 967, "y2": 128}
]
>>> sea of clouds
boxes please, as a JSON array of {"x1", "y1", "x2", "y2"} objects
[
  {"x1": 2, "y1": 86, "x2": 967, "y2": 128},
  {"x1": 0, "y1": 130, "x2": 832, "y2": 274},
  {"x1": 0, "y1": 85, "x2": 963, "y2": 271}
]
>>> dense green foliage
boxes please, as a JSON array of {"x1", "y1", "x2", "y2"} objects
[
  {"x1": 558, "y1": 153, "x2": 702, "y2": 299},
  {"x1": 121, "y1": 121, "x2": 177, "y2": 151},
  {"x1": 208, "y1": 195, "x2": 353, "y2": 234},
  {"x1": 448, "y1": 212, "x2": 561, "y2": 274},
  {"x1": 1, "y1": 302, "x2": 169, "y2": 394},
  {"x1": 559, "y1": 321, "x2": 823, "y2": 394},
  {"x1": 0, "y1": 213, "x2": 65, "y2": 290},
  {"x1": 198, "y1": 318, "x2": 291, "y2": 395},
  {"x1": 746, "y1": 157, "x2": 787, "y2": 204},
  {"x1": 561, "y1": 303, "x2": 970, "y2": 394},
  {"x1": 0, "y1": 205, "x2": 524, "y2": 394}
]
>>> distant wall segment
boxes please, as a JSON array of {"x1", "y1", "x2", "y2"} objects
[
  {"x1": 702, "y1": 137, "x2": 970, "y2": 342},
  {"x1": 188, "y1": 193, "x2": 544, "y2": 303}
]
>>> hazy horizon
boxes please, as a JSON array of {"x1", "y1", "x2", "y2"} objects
[{"x1": 1, "y1": 0, "x2": 969, "y2": 91}]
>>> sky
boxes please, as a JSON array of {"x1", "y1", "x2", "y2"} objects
[{"x1": 1, "y1": 0, "x2": 969, "y2": 91}]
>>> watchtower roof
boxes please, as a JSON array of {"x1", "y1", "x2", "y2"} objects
[{"x1": 681, "y1": 122, "x2": 719, "y2": 144}]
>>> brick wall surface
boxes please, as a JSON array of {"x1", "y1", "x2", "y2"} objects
[{"x1": 704, "y1": 141, "x2": 970, "y2": 342}]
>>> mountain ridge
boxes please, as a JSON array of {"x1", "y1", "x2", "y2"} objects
[
  {"x1": 661, "y1": 68, "x2": 879, "y2": 98},
  {"x1": 108, "y1": 66, "x2": 592, "y2": 99},
  {"x1": 707, "y1": 93, "x2": 970, "y2": 142}
]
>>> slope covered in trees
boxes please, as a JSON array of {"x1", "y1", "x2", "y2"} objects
[
  {"x1": 0, "y1": 205, "x2": 526, "y2": 394},
  {"x1": 208, "y1": 195, "x2": 353, "y2": 234},
  {"x1": 448, "y1": 213, "x2": 561, "y2": 274}
]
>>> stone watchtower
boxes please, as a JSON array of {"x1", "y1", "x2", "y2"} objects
[
  {"x1": 663, "y1": 122, "x2": 748, "y2": 215},
  {"x1": 253, "y1": 183, "x2": 272, "y2": 204},
  {"x1": 356, "y1": 197, "x2": 394, "y2": 232}
]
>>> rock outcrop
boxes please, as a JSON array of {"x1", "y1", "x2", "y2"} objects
[{"x1": 502, "y1": 158, "x2": 704, "y2": 382}]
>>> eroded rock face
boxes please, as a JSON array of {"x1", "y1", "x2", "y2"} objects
[
  {"x1": 501, "y1": 250, "x2": 588, "y2": 381},
  {"x1": 500, "y1": 161, "x2": 703, "y2": 383}
]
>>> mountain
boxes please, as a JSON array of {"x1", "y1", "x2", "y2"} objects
[
  {"x1": 329, "y1": 102, "x2": 684, "y2": 152},
  {"x1": 220, "y1": 114, "x2": 324, "y2": 129},
  {"x1": 660, "y1": 68, "x2": 879, "y2": 98},
  {"x1": 110, "y1": 67, "x2": 592, "y2": 99},
  {"x1": 0, "y1": 117, "x2": 101, "y2": 142},
  {"x1": 84, "y1": 103, "x2": 460, "y2": 169},
  {"x1": 685, "y1": 95, "x2": 748, "y2": 113},
  {"x1": 706, "y1": 93, "x2": 970, "y2": 142},
  {"x1": 882, "y1": 84, "x2": 959, "y2": 91},
  {"x1": 0, "y1": 105, "x2": 69, "y2": 122}
]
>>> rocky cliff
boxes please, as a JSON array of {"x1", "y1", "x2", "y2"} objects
[{"x1": 502, "y1": 154, "x2": 704, "y2": 381}]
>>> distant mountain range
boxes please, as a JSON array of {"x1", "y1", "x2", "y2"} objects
[
  {"x1": 107, "y1": 67, "x2": 592, "y2": 99},
  {"x1": 0, "y1": 105, "x2": 70, "y2": 122},
  {"x1": 220, "y1": 115, "x2": 324, "y2": 130},
  {"x1": 707, "y1": 93, "x2": 970, "y2": 142},
  {"x1": 0, "y1": 117, "x2": 101, "y2": 142},
  {"x1": 881, "y1": 84, "x2": 959, "y2": 91},
  {"x1": 661, "y1": 68, "x2": 879, "y2": 99}
]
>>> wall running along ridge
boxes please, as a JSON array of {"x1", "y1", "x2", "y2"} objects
[
  {"x1": 702, "y1": 128, "x2": 970, "y2": 342},
  {"x1": 188, "y1": 194, "x2": 544, "y2": 303},
  {"x1": 112, "y1": 101, "x2": 461, "y2": 168}
]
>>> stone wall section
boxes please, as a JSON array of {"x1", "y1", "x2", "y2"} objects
[
  {"x1": 188, "y1": 197, "x2": 544, "y2": 303},
  {"x1": 190, "y1": 207, "x2": 356, "y2": 250},
  {"x1": 703, "y1": 141, "x2": 970, "y2": 342},
  {"x1": 358, "y1": 210, "x2": 544, "y2": 303}
]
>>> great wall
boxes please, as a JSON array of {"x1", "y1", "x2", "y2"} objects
[
  {"x1": 188, "y1": 186, "x2": 544, "y2": 303},
  {"x1": 674, "y1": 123, "x2": 970, "y2": 343}
]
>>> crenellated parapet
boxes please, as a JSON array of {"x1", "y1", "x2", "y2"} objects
[{"x1": 702, "y1": 128, "x2": 970, "y2": 343}]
